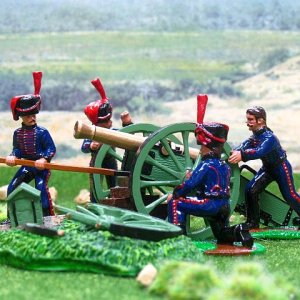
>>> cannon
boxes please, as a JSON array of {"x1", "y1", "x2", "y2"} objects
[
  {"x1": 74, "y1": 120, "x2": 299, "y2": 240},
  {"x1": 74, "y1": 120, "x2": 241, "y2": 240}
]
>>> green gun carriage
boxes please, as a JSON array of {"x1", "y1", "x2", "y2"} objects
[{"x1": 74, "y1": 120, "x2": 298, "y2": 240}]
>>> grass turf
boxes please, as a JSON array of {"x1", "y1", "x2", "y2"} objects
[{"x1": 0, "y1": 167, "x2": 300, "y2": 299}]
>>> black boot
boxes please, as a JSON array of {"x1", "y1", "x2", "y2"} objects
[
  {"x1": 42, "y1": 207, "x2": 51, "y2": 217},
  {"x1": 292, "y1": 217, "x2": 300, "y2": 228},
  {"x1": 179, "y1": 224, "x2": 187, "y2": 235},
  {"x1": 244, "y1": 189, "x2": 260, "y2": 230},
  {"x1": 234, "y1": 224, "x2": 254, "y2": 248},
  {"x1": 243, "y1": 220, "x2": 260, "y2": 230}
]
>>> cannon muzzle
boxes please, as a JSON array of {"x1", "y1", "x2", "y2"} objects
[
  {"x1": 74, "y1": 121, "x2": 145, "y2": 151},
  {"x1": 74, "y1": 121, "x2": 200, "y2": 159}
]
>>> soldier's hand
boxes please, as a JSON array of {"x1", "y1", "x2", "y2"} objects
[
  {"x1": 35, "y1": 158, "x2": 47, "y2": 170},
  {"x1": 167, "y1": 193, "x2": 173, "y2": 202},
  {"x1": 185, "y1": 169, "x2": 192, "y2": 179},
  {"x1": 228, "y1": 150, "x2": 242, "y2": 164},
  {"x1": 90, "y1": 141, "x2": 101, "y2": 150},
  {"x1": 120, "y1": 111, "x2": 132, "y2": 126},
  {"x1": 5, "y1": 155, "x2": 16, "y2": 167}
]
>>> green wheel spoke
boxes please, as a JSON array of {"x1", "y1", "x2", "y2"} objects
[
  {"x1": 154, "y1": 185, "x2": 169, "y2": 194},
  {"x1": 182, "y1": 130, "x2": 193, "y2": 169},
  {"x1": 145, "y1": 194, "x2": 168, "y2": 214},
  {"x1": 160, "y1": 138, "x2": 185, "y2": 172},
  {"x1": 140, "y1": 179, "x2": 181, "y2": 188},
  {"x1": 146, "y1": 186, "x2": 154, "y2": 195},
  {"x1": 107, "y1": 148, "x2": 123, "y2": 162}
]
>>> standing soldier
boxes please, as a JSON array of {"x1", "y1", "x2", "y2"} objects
[
  {"x1": 6, "y1": 71, "x2": 56, "y2": 216},
  {"x1": 229, "y1": 106, "x2": 300, "y2": 229},
  {"x1": 82, "y1": 78, "x2": 133, "y2": 203}
]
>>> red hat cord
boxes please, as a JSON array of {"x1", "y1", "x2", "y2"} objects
[
  {"x1": 10, "y1": 71, "x2": 42, "y2": 120},
  {"x1": 84, "y1": 77, "x2": 112, "y2": 125}
]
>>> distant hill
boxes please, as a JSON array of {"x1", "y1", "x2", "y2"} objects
[
  {"x1": 1, "y1": 0, "x2": 300, "y2": 33},
  {"x1": 163, "y1": 55, "x2": 300, "y2": 170},
  {"x1": 236, "y1": 55, "x2": 300, "y2": 110}
]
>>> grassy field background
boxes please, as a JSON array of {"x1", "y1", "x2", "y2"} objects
[{"x1": 2, "y1": 30, "x2": 300, "y2": 83}]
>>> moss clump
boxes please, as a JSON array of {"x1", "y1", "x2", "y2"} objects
[
  {"x1": 149, "y1": 261, "x2": 184, "y2": 295},
  {"x1": 210, "y1": 262, "x2": 297, "y2": 300},
  {"x1": 150, "y1": 261, "x2": 220, "y2": 300},
  {"x1": 168, "y1": 264, "x2": 220, "y2": 300},
  {"x1": 149, "y1": 261, "x2": 298, "y2": 300}
]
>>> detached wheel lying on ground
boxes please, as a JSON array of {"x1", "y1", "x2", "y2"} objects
[{"x1": 55, "y1": 203, "x2": 182, "y2": 241}]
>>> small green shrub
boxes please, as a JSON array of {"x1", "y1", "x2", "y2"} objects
[
  {"x1": 258, "y1": 48, "x2": 290, "y2": 71},
  {"x1": 149, "y1": 261, "x2": 298, "y2": 300}
]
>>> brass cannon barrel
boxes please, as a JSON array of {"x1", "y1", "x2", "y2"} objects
[{"x1": 74, "y1": 121, "x2": 200, "y2": 159}]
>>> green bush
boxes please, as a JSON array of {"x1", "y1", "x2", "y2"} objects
[
  {"x1": 258, "y1": 48, "x2": 290, "y2": 71},
  {"x1": 149, "y1": 261, "x2": 298, "y2": 300}
]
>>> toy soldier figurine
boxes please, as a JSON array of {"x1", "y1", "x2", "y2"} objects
[
  {"x1": 6, "y1": 71, "x2": 56, "y2": 216},
  {"x1": 167, "y1": 95, "x2": 253, "y2": 247},
  {"x1": 229, "y1": 106, "x2": 300, "y2": 229},
  {"x1": 82, "y1": 78, "x2": 133, "y2": 203}
]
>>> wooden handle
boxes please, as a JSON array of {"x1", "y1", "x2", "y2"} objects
[{"x1": 0, "y1": 157, "x2": 130, "y2": 177}]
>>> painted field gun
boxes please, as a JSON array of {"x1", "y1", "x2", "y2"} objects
[
  {"x1": 74, "y1": 120, "x2": 241, "y2": 239},
  {"x1": 74, "y1": 120, "x2": 299, "y2": 240}
]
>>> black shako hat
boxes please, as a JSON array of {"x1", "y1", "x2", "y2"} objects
[
  {"x1": 194, "y1": 122, "x2": 229, "y2": 150},
  {"x1": 84, "y1": 78, "x2": 113, "y2": 125},
  {"x1": 10, "y1": 71, "x2": 42, "y2": 121},
  {"x1": 15, "y1": 95, "x2": 41, "y2": 118}
]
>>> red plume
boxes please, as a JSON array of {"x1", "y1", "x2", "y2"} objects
[
  {"x1": 33, "y1": 71, "x2": 43, "y2": 95},
  {"x1": 91, "y1": 78, "x2": 107, "y2": 102},
  {"x1": 197, "y1": 94, "x2": 208, "y2": 124}
]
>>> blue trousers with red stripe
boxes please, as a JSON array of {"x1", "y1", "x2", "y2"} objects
[
  {"x1": 246, "y1": 159, "x2": 300, "y2": 223},
  {"x1": 168, "y1": 197, "x2": 229, "y2": 226},
  {"x1": 167, "y1": 196, "x2": 252, "y2": 244}
]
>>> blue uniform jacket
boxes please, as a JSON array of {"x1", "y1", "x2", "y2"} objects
[
  {"x1": 11, "y1": 124, "x2": 56, "y2": 162},
  {"x1": 173, "y1": 155, "x2": 231, "y2": 200},
  {"x1": 235, "y1": 127, "x2": 286, "y2": 168}
]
